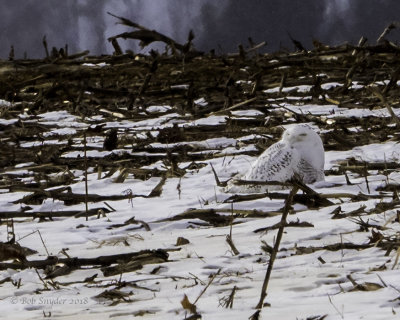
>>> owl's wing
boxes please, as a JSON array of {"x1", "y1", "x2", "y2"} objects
[
  {"x1": 244, "y1": 142, "x2": 300, "y2": 182},
  {"x1": 296, "y1": 158, "x2": 325, "y2": 184}
]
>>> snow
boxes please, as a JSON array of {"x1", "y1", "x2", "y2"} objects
[
  {"x1": 37, "y1": 111, "x2": 88, "y2": 128},
  {"x1": 187, "y1": 115, "x2": 226, "y2": 126},
  {"x1": 264, "y1": 85, "x2": 313, "y2": 93},
  {"x1": 284, "y1": 103, "x2": 340, "y2": 115},
  {"x1": 43, "y1": 128, "x2": 77, "y2": 137},
  {"x1": 170, "y1": 84, "x2": 190, "y2": 90},
  {"x1": 20, "y1": 139, "x2": 63, "y2": 148},
  {"x1": 0, "y1": 118, "x2": 18, "y2": 125},
  {"x1": 148, "y1": 137, "x2": 237, "y2": 152},
  {"x1": 146, "y1": 105, "x2": 172, "y2": 113},
  {"x1": 231, "y1": 109, "x2": 264, "y2": 117},
  {"x1": 321, "y1": 82, "x2": 342, "y2": 90},
  {"x1": 82, "y1": 62, "x2": 109, "y2": 67},
  {"x1": 1, "y1": 96, "x2": 400, "y2": 320},
  {"x1": 194, "y1": 97, "x2": 208, "y2": 106},
  {"x1": 0, "y1": 99, "x2": 12, "y2": 107},
  {"x1": 264, "y1": 81, "x2": 366, "y2": 94}
]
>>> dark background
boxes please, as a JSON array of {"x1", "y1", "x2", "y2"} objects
[{"x1": 1, "y1": 0, "x2": 399, "y2": 59}]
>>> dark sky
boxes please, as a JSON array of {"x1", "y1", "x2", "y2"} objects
[{"x1": 1, "y1": 0, "x2": 399, "y2": 59}]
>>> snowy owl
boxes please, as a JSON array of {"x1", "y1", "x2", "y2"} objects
[{"x1": 226, "y1": 124, "x2": 325, "y2": 193}]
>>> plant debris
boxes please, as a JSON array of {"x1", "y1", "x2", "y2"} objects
[{"x1": 1, "y1": 17, "x2": 400, "y2": 319}]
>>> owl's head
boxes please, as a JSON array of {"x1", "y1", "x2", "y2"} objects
[{"x1": 282, "y1": 124, "x2": 322, "y2": 147}]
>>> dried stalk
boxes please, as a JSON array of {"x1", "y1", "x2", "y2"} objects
[
  {"x1": 83, "y1": 132, "x2": 89, "y2": 221},
  {"x1": 255, "y1": 186, "x2": 298, "y2": 309}
]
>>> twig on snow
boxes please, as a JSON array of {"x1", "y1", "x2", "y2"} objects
[{"x1": 254, "y1": 186, "x2": 298, "y2": 310}]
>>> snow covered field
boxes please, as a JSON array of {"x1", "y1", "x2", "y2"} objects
[{"x1": 1, "y1": 54, "x2": 400, "y2": 320}]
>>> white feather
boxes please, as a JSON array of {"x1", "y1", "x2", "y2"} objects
[{"x1": 226, "y1": 124, "x2": 325, "y2": 193}]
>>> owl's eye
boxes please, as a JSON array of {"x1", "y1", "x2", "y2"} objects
[{"x1": 299, "y1": 133, "x2": 307, "y2": 136}]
